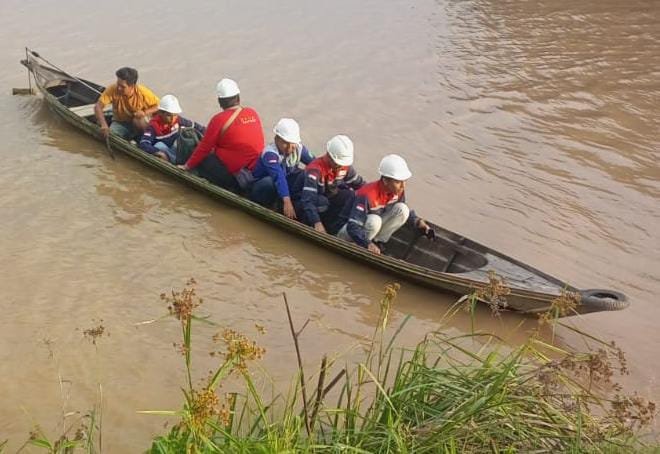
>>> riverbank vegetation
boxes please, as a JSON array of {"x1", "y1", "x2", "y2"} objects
[{"x1": 13, "y1": 279, "x2": 658, "y2": 453}]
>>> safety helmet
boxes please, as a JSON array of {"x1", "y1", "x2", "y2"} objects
[
  {"x1": 216, "y1": 78, "x2": 240, "y2": 98},
  {"x1": 326, "y1": 135, "x2": 354, "y2": 166},
  {"x1": 273, "y1": 118, "x2": 301, "y2": 144},
  {"x1": 158, "y1": 94, "x2": 183, "y2": 114},
  {"x1": 379, "y1": 154, "x2": 412, "y2": 181}
]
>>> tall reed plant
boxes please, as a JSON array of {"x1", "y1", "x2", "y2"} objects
[{"x1": 143, "y1": 280, "x2": 656, "y2": 453}]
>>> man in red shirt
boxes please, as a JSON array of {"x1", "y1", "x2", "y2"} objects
[{"x1": 178, "y1": 78, "x2": 264, "y2": 192}]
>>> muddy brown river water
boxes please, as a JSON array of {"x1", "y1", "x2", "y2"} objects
[{"x1": 1, "y1": 0, "x2": 659, "y2": 450}]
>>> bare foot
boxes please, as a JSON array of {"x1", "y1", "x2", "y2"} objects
[{"x1": 154, "y1": 151, "x2": 169, "y2": 162}]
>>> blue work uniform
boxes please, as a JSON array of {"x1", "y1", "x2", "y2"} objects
[
  {"x1": 250, "y1": 142, "x2": 314, "y2": 206},
  {"x1": 290, "y1": 156, "x2": 364, "y2": 233}
]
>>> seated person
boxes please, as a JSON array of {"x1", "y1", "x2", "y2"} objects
[
  {"x1": 290, "y1": 135, "x2": 364, "y2": 234},
  {"x1": 138, "y1": 95, "x2": 205, "y2": 163},
  {"x1": 250, "y1": 118, "x2": 314, "y2": 219},
  {"x1": 178, "y1": 78, "x2": 264, "y2": 192},
  {"x1": 337, "y1": 154, "x2": 432, "y2": 255},
  {"x1": 94, "y1": 67, "x2": 159, "y2": 140}
]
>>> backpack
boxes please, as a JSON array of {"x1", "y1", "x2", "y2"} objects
[{"x1": 175, "y1": 127, "x2": 204, "y2": 165}]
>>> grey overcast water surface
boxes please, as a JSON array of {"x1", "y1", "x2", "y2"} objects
[{"x1": 1, "y1": 0, "x2": 658, "y2": 449}]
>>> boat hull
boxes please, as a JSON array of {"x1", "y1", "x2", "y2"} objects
[{"x1": 20, "y1": 52, "x2": 629, "y2": 316}]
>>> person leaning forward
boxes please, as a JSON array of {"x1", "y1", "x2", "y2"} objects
[
  {"x1": 138, "y1": 95, "x2": 205, "y2": 163},
  {"x1": 290, "y1": 135, "x2": 364, "y2": 234},
  {"x1": 337, "y1": 154, "x2": 433, "y2": 255},
  {"x1": 250, "y1": 118, "x2": 314, "y2": 219},
  {"x1": 94, "y1": 67, "x2": 159, "y2": 140},
  {"x1": 177, "y1": 78, "x2": 264, "y2": 192}
]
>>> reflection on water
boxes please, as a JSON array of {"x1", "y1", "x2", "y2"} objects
[{"x1": 1, "y1": 0, "x2": 659, "y2": 449}]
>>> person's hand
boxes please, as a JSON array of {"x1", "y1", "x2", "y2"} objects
[
  {"x1": 133, "y1": 110, "x2": 146, "y2": 120},
  {"x1": 367, "y1": 242, "x2": 381, "y2": 255},
  {"x1": 416, "y1": 218, "x2": 435, "y2": 239},
  {"x1": 176, "y1": 164, "x2": 188, "y2": 171},
  {"x1": 100, "y1": 125, "x2": 110, "y2": 139},
  {"x1": 154, "y1": 151, "x2": 169, "y2": 162},
  {"x1": 313, "y1": 222, "x2": 326, "y2": 234},
  {"x1": 283, "y1": 197, "x2": 297, "y2": 220}
]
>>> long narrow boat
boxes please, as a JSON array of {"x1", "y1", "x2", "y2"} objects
[{"x1": 20, "y1": 50, "x2": 629, "y2": 316}]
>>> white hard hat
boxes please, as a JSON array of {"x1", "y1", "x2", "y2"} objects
[
  {"x1": 379, "y1": 154, "x2": 412, "y2": 181},
  {"x1": 216, "y1": 78, "x2": 240, "y2": 98},
  {"x1": 158, "y1": 94, "x2": 183, "y2": 114},
  {"x1": 273, "y1": 118, "x2": 301, "y2": 144},
  {"x1": 326, "y1": 135, "x2": 354, "y2": 166}
]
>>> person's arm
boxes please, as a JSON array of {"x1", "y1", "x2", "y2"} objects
[
  {"x1": 300, "y1": 169, "x2": 324, "y2": 231},
  {"x1": 263, "y1": 151, "x2": 297, "y2": 219},
  {"x1": 94, "y1": 87, "x2": 113, "y2": 138},
  {"x1": 134, "y1": 88, "x2": 160, "y2": 120},
  {"x1": 182, "y1": 115, "x2": 220, "y2": 170},
  {"x1": 401, "y1": 193, "x2": 433, "y2": 237},
  {"x1": 179, "y1": 117, "x2": 206, "y2": 135},
  {"x1": 344, "y1": 166, "x2": 365, "y2": 190},
  {"x1": 194, "y1": 122, "x2": 207, "y2": 135},
  {"x1": 412, "y1": 215, "x2": 433, "y2": 238},
  {"x1": 345, "y1": 195, "x2": 371, "y2": 248},
  {"x1": 262, "y1": 151, "x2": 289, "y2": 199},
  {"x1": 94, "y1": 102, "x2": 110, "y2": 138},
  {"x1": 300, "y1": 145, "x2": 315, "y2": 165},
  {"x1": 144, "y1": 104, "x2": 159, "y2": 116},
  {"x1": 138, "y1": 125, "x2": 159, "y2": 154}
]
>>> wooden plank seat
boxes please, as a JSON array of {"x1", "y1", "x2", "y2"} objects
[{"x1": 69, "y1": 103, "x2": 110, "y2": 118}]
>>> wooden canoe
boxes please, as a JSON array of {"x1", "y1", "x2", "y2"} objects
[{"x1": 20, "y1": 50, "x2": 629, "y2": 316}]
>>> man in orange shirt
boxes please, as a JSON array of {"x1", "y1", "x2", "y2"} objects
[{"x1": 94, "y1": 67, "x2": 160, "y2": 140}]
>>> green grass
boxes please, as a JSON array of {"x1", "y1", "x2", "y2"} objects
[
  {"x1": 17, "y1": 279, "x2": 658, "y2": 453},
  {"x1": 143, "y1": 281, "x2": 656, "y2": 453}
]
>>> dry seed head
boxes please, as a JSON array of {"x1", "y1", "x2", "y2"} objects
[
  {"x1": 163, "y1": 279, "x2": 201, "y2": 322},
  {"x1": 188, "y1": 387, "x2": 221, "y2": 431},
  {"x1": 383, "y1": 282, "x2": 400, "y2": 301},
  {"x1": 173, "y1": 342, "x2": 189, "y2": 356},
  {"x1": 379, "y1": 283, "x2": 400, "y2": 329},
  {"x1": 83, "y1": 320, "x2": 107, "y2": 345},
  {"x1": 74, "y1": 424, "x2": 88, "y2": 441},
  {"x1": 218, "y1": 329, "x2": 265, "y2": 373},
  {"x1": 545, "y1": 347, "x2": 629, "y2": 394},
  {"x1": 610, "y1": 341, "x2": 629, "y2": 375},
  {"x1": 186, "y1": 384, "x2": 234, "y2": 432},
  {"x1": 610, "y1": 393, "x2": 657, "y2": 430},
  {"x1": 475, "y1": 271, "x2": 510, "y2": 314},
  {"x1": 539, "y1": 289, "x2": 581, "y2": 325}
]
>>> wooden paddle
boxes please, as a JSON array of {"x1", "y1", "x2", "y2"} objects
[{"x1": 105, "y1": 135, "x2": 116, "y2": 160}]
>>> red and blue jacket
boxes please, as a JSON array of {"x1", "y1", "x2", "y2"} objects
[
  {"x1": 291, "y1": 155, "x2": 364, "y2": 225},
  {"x1": 251, "y1": 142, "x2": 315, "y2": 199},
  {"x1": 138, "y1": 114, "x2": 205, "y2": 154},
  {"x1": 340, "y1": 180, "x2": 417, "y2": 247}
]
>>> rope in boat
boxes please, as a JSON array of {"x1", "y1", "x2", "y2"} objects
[
  {"x1": 27, "y1": 47, "x2": 103, "y2": 96},
  {"x1": 27, "y1": 48, "x2": 117, "y2": 160}
]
